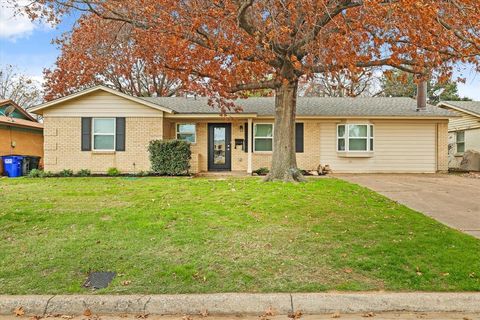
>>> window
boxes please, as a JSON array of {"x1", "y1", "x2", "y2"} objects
[
  {"x1": 176, "y1": 123, "x2": 196, "y2": 143},
  {"x1": 456, "y1": 131, "x2": 465, "y2": 154},
  {"x1": 337, "y1": 124, "x2": 374, "y2": 152},
  {"x1": 254, "y1": 123, "x2": 273, "y2": 152},
  {"x1": 93, "y1": 118, "x2": 115, "y2": 151}
]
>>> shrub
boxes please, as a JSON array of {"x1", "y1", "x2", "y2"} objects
[
  {"x1": 148, "y1": 140, "x2": 191, "y2": 176},
  {"x1": 58, "y1": 169, "x2": 74, "y2": 177},
  {"x1": 77, "y1": 169, "x2": 91, "y2": 177},
  {"x1": 28, "y1": 169, "x2": 43, "y2": 178},
  {"x1": 107, "y1": 167, "x2": 121, "y2": 176},
  {"x1": 253, "y1": 167, "x2": 269, "y2": 175}
]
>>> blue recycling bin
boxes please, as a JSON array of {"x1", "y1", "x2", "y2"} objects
[{"x1": 1, "y1": 155, "x2": 24, "y2": 177}]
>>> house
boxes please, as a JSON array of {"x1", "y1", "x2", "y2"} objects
[
  {"x1": 29, "y1": 85, "x2": 455, "y2": 175},
  {"x1": 0, "y1": 99, "x2": 44, "y2": 175},
  {"x1": 437, "y1": 101, "x2": 480, "y2": 170}
]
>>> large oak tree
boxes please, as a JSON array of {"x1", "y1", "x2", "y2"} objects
[{"x1": 21, "y1": 0, "x2": 480, "y2": 181}]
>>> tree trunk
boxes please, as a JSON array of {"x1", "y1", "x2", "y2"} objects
[{"x1": 265, "y1": 79, "x2": 305, "y2": 182}]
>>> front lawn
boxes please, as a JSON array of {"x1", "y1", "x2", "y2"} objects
[{"x1": 0, "y1": 177, "x2": 479, "y2": 294}]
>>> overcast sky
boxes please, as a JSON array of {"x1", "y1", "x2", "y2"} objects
[{"x1": 1, "y1": 4, "x2": 479, "y2": 100}]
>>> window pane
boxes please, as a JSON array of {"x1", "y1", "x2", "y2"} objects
[
  {"x1": 94, "y1": 135, "x2": 114, "y2": 150},
  {"x1": 370, "y1": 138, "x2": 374, "y2": 151},
  {"x1": 349, "y1": 138, "x2": 367, "y2": 151},
  {"x1": 370, "y1": 125, "x2": 374, "y2": 137},
  {"x1": 177, "y1": 133, "x2": 195, "y2": 143},
  {"x1": 94, "y1": 119, "x2": 115, "y2": 134},
  {"x1": 255, "y1": 124, "x2": 273, "y2": 137},
  {"x1": 349, "y1": 125, "x2": 367, "y2": 137},
  {"x1": 338, "y1": 138, "x2": 346, "y2": 151},
  {"x1": 338, "y1": 125, "x2": 346, "y2": 137},
  {"x1": 457, "y1": 142, "x2": 465, "y2": 153},
  {"x1": 255, "y1": 138, "x2": 272, "y2": 151},
  {"x1": 177, "y1": 124, "x2": 195, "y2": 133},
  {"x1": 456, "y1": 131, "x2": 465, "y2": 142}
]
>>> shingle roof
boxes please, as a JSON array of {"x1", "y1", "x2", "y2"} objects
[
  {"x1": 0, "y1": 116, "x2": 43, "y2": 130},
  {"x1": 440, "y1": 101, "x2": 480, "y2": 117},
  {"x1": 141, "y1": 96, "x2": 455, "y2": 117}
]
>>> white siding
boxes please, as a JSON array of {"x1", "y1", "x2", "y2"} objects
[
  {"x1": 42, "y1": 90, "x2": 164, "y2": 117},
  {"x1": 319, "y1": 121, "x2": 437, "y2": 173},
  {"x1": 466, "y1": 128, "x2": 480, "y2": 152}
]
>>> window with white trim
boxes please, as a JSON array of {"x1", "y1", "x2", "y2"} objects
[
  {"x1": 337, "y1": 124, "x2": 374, "y2": 152},
  {"x1": 456, "y1": 131, "x2": 465, "y2": 154},
  {"x1": 93, "y1": 118, "x2": 115, "y2": 151},
  {"x1": 176, "y1": 123, "x2": 196, "y2": 143},
  {"x1": 254, "y1": 123, "x2": 273, "y2": 152}
]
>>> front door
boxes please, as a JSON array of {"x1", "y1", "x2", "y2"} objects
[{"x1": 208, "y1": 123, "x2": 231, "y2": 171}]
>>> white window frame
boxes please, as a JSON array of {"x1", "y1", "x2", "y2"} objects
[
  {"x1": 337, "y1": 124, "x2": 374, "y2": 152},
  {"x1": 176, "y1": 123, "x2": 196, "y2": 144},
  {"x1": 456, "y1": 130, "x2": 465, "y2": 154},
  {"x1": 92, "y1": 118, "x2": 116, "y2": 151},
  {"x1": 253, "y1": 123, "x2": 274, "y2": 153}
]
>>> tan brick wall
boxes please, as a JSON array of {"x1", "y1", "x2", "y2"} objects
[
  {"x1": 437, "y1": 121, "x2": 449, "y2": 172},
  {"x1": 164, "y1": 119, "x2": 321, "y2": 173},
  {"x1": 46, "y1": 117, "x2": 449, "y2": 175},
  {"x1": 43, "y1": 117, "x2": 163, "y2": 173}
]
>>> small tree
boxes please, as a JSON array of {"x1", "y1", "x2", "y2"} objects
[
  {"x1": 148, "y1": 140, "x2": 191, "y2": 176},
  {"x1": 0, "y1": 65, "x2": 43, "y2": 109}
]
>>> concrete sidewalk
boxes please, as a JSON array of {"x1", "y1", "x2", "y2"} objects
[
  {"x1": 1, "y1": 313, "x2": 480, "y2": 319},
  {"x1": 1, "y1": 293, "x2": 480, "y2": 316}
]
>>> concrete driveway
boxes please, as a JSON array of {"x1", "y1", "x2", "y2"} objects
[{"x1": 336, "y1": 174, "x2": 480, "y2": 239}]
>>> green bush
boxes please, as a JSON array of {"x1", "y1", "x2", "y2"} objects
[
  {"x1": 58, "y1": 169, "x2": 74, "y2": 177},
  {"x1": 253, "y1": 167, "x2": 269, "y2": 175},
  {"x1": 148, "y1": 140, "x2": 191, "y2": 176},
  {"x1": 107, "y1": 167, "x2": 121, "y2": 176},
  {"x1": 77, "y1": 169, "x2": 91, "y2": 177},
  {"x1": 28, "y1": 169, "x2": 43, "y2": 178}
]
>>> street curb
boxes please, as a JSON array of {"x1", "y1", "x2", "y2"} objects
[{"x1": 1, "y1": 293, "x2": 480, "y2": 316}]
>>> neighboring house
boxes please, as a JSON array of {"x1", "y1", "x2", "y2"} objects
[
  {"x1": 30, "y1": 86, "x2": 454, "y2": 174},
  {"x1": 0, "y1": 99, "x2": 44, "y2": 175},
  {"x1": 437, "y1": 101, "x2": 480, "y2": 170}
]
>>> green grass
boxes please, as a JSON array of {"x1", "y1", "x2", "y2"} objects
[{"x1": 0, "y1": 177, "x2": 479, "y2": 294}]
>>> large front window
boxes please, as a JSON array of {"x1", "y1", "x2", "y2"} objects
[
  {"x1": 337, "y1": 124, "x2": 374, "y2": 152},
  {"x1": 176, "y1": 123, "x2": 196, "y2": 143},
  {"x1": 93, "y1": 118, "x2": 115, "y2": 151},
  {"x1": 254, "y1": 123, "x2": 273, "y2": 152}
]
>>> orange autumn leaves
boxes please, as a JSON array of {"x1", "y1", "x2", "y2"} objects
[{"x1": 24, "y1": 0, "x2": 480, "y2": 103}]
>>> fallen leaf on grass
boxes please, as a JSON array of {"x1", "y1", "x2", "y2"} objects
[
  {"x1": 83, "y1": 309, "x2": 92, "y2": 317},
  {"x1": 416, "y1": 267, "x2": 422, "y2": 276},
  {"x1": 122, "y1": 280, "x2": 131, "y2": 286},
  {"x1": 14, "y1": 307, "x2": 25, "y2": 316},
  {"x1": 343, "y1": 268, "x2": 353, "y2": 274}
]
